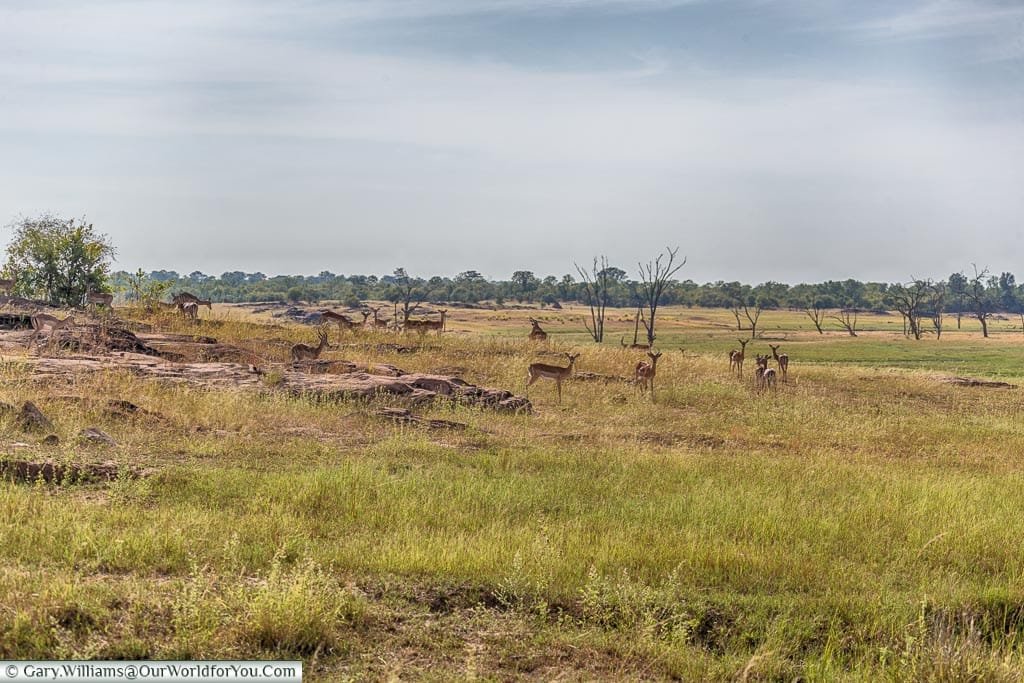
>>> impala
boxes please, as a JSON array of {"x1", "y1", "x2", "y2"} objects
[
  {"x1": 526, "y1": 352, "x2": 580, "y2": 403},
  {"x1": 290, "y1": 327, "x2": 330, "y2": 362},
  {"x1": 634, "y1": 351, "x2": 663, "y2": 399},
  {"x1": 621, "y1": 336, "x2": 651, "y2": 350},
  {"x1": 403, "y1": 310, "x2": 447, "y2": 334},
  {"x1": 528, "y1": 318, "x2": 548, "y2": 342},
  {"x1": 769, "y1": 344, "x2": 789, "y2": 382},
  {"x1": 731, "y1": 339, "x2": 749, "y2": 375},
  {"x1": 85, "y1": 290, "x2": 113, "y2": 309},
  {"x1": 26, "y1": 313, "x2": 76, "y2": 351},
  {"x1": 320, "y1": 310, "x2": 359, "y2": 334}
]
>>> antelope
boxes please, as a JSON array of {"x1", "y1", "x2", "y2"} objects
[
  {"x1": 769, "y1": 344, "x2": 789, "y2": 382},
  {"x1": 320, "y1": 310, "x2": 359, "y2": 334},
  {"x1": 173, "y1": 292, "x2": 211, "y2": 316},
  {"x1": 403, "y1": 310, "x2": 447, "y2": 335},
  {"x1": 26, "y1": 313, "x2": 76, "y2": 351},
  {"x1": 753, "y1": 354, "x2": 776, "y2": 392},
  {"x1": 731, "y1": 339, "x2": 749, "y2": 375},
  {"x1": 181, "y1": 301, "x2": 199, "y2": 320},
  {"x1": 173, "y1": 292, "x2": 212, "y2": 310},
  {"x1": 85, "y1": 290, "x2": 113, "y2": 309},
  {"x1": 290, "y1": 327, "x2": 330, "y2": 362},
  {"x1": 366, "y1": 306, "x2": 390, "y2": 330},
  {"x1": 621, "y1": 336, "x2": 651, "y2": 350},
  {"x1": 634, "y1": 351, "x2": 663, "y2": 398},
  {"x1": 528, "y1": 318, "x2": 548, "y2": 342},
  {"x1": 526, "y1": 352, "x2": 580, "y2": 403}
]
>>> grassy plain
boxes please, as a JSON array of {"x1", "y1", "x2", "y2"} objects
[{"x1": 3, "y1": 304, "x2": 1024, "y2": 680}]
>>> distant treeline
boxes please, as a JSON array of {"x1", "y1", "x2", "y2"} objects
[{"x1": 109, "y1": 267, "x2": 1023, "y2": 316}]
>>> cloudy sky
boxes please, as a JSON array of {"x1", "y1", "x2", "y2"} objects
[{"x1": 1, "y1": 0, "x2": 1022, "y2": 282}]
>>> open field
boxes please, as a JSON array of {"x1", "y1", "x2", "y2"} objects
[{"x1": 4, "y1": 303, "x2": 1024, "y2": 680}]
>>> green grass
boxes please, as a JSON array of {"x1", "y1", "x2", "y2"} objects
[{"x1": 3, "y1": 305, "x2": 1024, "y2": 679}]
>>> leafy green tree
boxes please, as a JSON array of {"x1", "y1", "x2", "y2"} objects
[
  {"x1": 948, "y1": 272, "x2": 967, "y2": 329},
  {"x1": 511, "y1": 270, "x2": 540, "y2": 302},
  {"x1": 125, "y1": 268, "x2": 173, "y2": 306},
  {"x1": 3, "y1": 214, "x2": 115, "y2": 306}
]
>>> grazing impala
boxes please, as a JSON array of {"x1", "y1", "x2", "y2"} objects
[
  {"x1": 634, "y1": 351, "x2": 663, "y2": 399},
  {"x1": 26, "y1": 313, "x2": 76, "y2": 351},
  {"x1": 290, "y1": 327, "x2": 330, "y2": 362},
  {"x1": 769, "y1": 344, "x2": 789, "y2": 382},
  {"x1": 526, "y1": 352, "x2": 580, "y2": 403}
]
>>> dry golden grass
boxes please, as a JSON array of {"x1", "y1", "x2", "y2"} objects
[{"x1": 2, "y1": 303, "x2": 1024, "y2": 680}]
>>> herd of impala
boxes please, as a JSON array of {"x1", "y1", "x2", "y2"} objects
[
  {"x1": 523, "y1": 319, "x2": 789, "y2": 403},
  {"x1": 4, "y1": 283, "x2": 792, "y2": 402}
]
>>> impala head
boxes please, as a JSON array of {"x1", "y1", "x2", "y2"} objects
[
  {"x1": 738, "y1": 339, "x2": 749, "y2": 351},
  {"x1": 566, "y1": 352, "x2": 580, "y2": 364},
  {"x1": 647, "y1": 351, "x2": 662, "y2": 364}
]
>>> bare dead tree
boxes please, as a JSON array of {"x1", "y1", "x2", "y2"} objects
[
  {"x1": 802, "y1": 299, "x2": 827, "y2": 334},
  {"x1": 636, "y1": 247, "x2": 686, "y2": 345},
  {"x1": 575, "y1": 256, "x2": 613, "y2": 343},
  {"x1": 830, "y1": 308, "x2": 859, "y2": 337},
  {"x1": 963, "y1": 264, "x2": 995, "y2": 338},
  {"x1": 630, "y1": 302, "x2": 646, "y2": 346},
  {"x1": 886, "y1": 279, "x2": 933, "y2": 340}
]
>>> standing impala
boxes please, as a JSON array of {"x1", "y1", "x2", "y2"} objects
[
  {"x1": 528, "y1": 318, "x2": 548, "y2": 342},
  {"x1": 320, "y1": 310, "x2": 359, "y2": 334},
  {"x1": 769, "y1": 344, "x2": 789, "y2": 382},
  {"x1": 85, "y1": 290, "x2": 113, "y2": 309},
  {"x1": 730, "y1": 339, "x2": 749, "y2": 376},
  {"x1": 634, "y1": 351, "x2": 663, "y2": 399},
  {"x1": 526, "y1": 352, "x2": 580, "y2": 404}
]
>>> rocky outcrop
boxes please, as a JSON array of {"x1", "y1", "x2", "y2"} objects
[{"x1": 26, "y1": 354, "x2": 532, "y2": 413}]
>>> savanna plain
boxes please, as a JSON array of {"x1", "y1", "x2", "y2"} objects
[{"x1": 3, "y1": 304, "x2": 1024, "y2": 681}]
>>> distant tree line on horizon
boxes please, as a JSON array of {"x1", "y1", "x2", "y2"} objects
[
  {"x1": 3, "y1": 214, "x2": 1020, "y2": 341},
  {"x1": 107, "y1": 265, "x2": 1021, "y2": 335}
]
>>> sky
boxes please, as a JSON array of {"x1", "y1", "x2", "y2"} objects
[{"x1": 0, "y1": 0, "x2": 1022, "y2": 283}]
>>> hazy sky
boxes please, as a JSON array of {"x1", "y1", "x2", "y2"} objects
[{"x1": 1, "y1": 0, "x2": 1022, "y2": 282}]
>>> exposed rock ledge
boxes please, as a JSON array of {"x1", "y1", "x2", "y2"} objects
[{"x1": 25, "y1": 354, "x2": 532, "y2": 413}]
